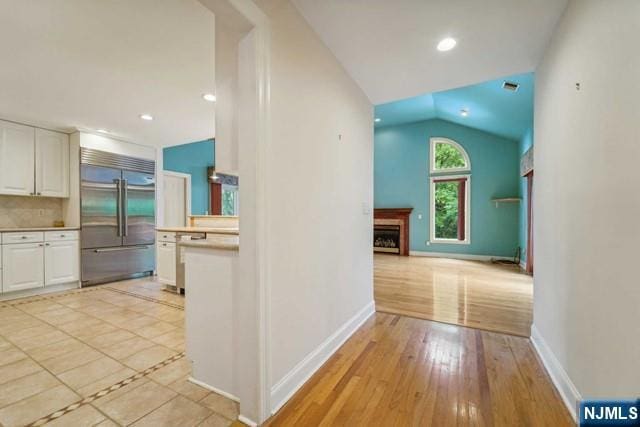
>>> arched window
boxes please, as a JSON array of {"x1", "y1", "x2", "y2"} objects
[
  {"x1": 429, "y1": 137, "x2": 471, "y2": 174},
  {"x1": 429, "y1": 138, "x2": 471, "y2": 244}
]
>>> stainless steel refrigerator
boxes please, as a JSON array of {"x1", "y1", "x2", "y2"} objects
[{"x1": 80, "y1": 148, "x2": 156, "y2": 286}]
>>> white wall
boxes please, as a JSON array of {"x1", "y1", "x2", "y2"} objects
[
  {"x1": 256, "y1": 0, "x2": 374, "y2": 414},
  {"x1": 533, "y1": 0, "x2": 640, "y2": 411}
]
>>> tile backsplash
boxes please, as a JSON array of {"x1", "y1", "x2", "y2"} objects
[{"x1": 0, "y1": 195, "x2": 63, "y2": 228}]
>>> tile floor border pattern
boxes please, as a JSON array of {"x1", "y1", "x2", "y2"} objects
[
  {"x1": 26, "y1": 352, "x2": 186, "y2": 427},
  {"x1": 4, "y1": 287, "x2": 103, "y2": 306},
  {"x1": 103, "y1": 287, "x2": 185, "y2": 310}
]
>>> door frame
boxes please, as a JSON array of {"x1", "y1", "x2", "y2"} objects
[{"x1": 162, "y1": 171, "x2": 192, "y2": 225}]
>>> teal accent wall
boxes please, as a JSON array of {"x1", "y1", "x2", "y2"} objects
[
  {"x1": 518, "y1": 128, "x2": 533, "y2": 263},
  {"x1": 375, "y1": 119, "x2": 521, "y2": 257},
  {"x1": 163, "y1": 139, "x2": 215, "y2": 215}
]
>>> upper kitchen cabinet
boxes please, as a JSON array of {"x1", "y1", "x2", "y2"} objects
[
  {"x1": 0, "y1": 120, "x2": 69, "y2": 198},
  {"x1": 0, "y1": 120, "x2": 35, "y2": 196},
  {"x1": 35, "y1": 129, "x2": 69, "y2": 197}
]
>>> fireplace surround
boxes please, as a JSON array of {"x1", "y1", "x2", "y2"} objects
[{"x1": 373, "y1": 208, "x2": 413, "y2": 256}]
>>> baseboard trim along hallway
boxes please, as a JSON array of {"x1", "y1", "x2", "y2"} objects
[
  {"x1": 269, "y1": 301, "x2": 376, "y2": 414},
  {"x1": 409, "y1": 250, "x2": 515, "y2": 262},
  {"x1": 530, "y1": 325, "x2": 581, "y2": 421}
]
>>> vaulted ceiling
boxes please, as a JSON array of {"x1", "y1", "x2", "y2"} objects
[
  {"x1": 0, "y1": 0, "x2": 216, "y2": 148},
  {"x1": 293, "y1": 0, "x2": 567, "y2": 105},
  {"x1": 375, "y1": 72, "x2": 534, "y2": 141}
]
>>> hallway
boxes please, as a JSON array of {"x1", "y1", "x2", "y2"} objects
[{"x1": 265, "y1": 312, "x2": 571, "y2": 426}]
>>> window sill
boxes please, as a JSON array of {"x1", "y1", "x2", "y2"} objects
[{"x1": 430, "y1": 239, "x2": 471, "y2": 245}]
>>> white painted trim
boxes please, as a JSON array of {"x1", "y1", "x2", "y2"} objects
[
  {"x1": 429, "y1": 137, "x2": 471, "y2": 174},
  {"x1": 530, "y1": 325, "x2": 580, "y2": 422},
  {"x1": 238, "y1": 415, "x2": 258, "y2": 427},
  {"x1": 162, "y1": 170, "x2": 192, "y2": 221},
  {"x1": 188, "y1": 376, "x2": 240, "y2": 402},
  {"x1": 0, "y1": 281, "x2": 79, "y2": 301},
  {"x1": 429, "y1": 174, "x2": 471, "y2": 245},
  {"x1": 226, "y1": 1, "x2": 272, "y2": 422},
  {"x1": 519, "y1": 260, "x2": 526, "y2": 270},
  {"x1": 269, "y1": 301, "x2": 376, "y2": 415},
  {"x1": 409, "y1": 250, "x2": 514, "y2": 262}
]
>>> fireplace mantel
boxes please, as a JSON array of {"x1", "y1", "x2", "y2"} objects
[{"x1": 374, "y1": 208, "x2": 413, "y2": 256}]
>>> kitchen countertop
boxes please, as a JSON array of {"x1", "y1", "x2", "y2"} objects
[
  {"x1": 179, "y1": 236, "x2": 239, "y2": 251},
  {"x1": 0, "y1": 227, "x2": 80, "y2": 232},
  {"x1": 156, "y1": 226, "x2": 239, "y2": 235}
]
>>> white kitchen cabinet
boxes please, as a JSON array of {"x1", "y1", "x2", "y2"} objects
[
  {"x1": 157, "y1": 241, "x2": 176, "y2": 286},
  {"x1": 0, "y1": 120, "x2": 35, "y2": 196},
  {"x1": 2, "y1": 242, "x2": 45, "y2": 292},
  {"x1": 35, "y1": 129, "x2": 69, "y2": 197},
  {"x1": 45, "y1": 240, "x2": 79, "y2": 286}
]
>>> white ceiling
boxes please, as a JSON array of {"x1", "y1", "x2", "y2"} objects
[
  {"x1": 292, "y1": 0, "x2": 568, "y2": 104},
  {"x1": 0, "y1": 0, "x2": 216, "y2": 148}
]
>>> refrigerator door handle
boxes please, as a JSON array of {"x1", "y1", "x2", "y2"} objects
[
  {"x1": 122, "y1": 179, "x2": 128, "y2": 237},
  {"x1": 94, "y1": 245, "x2": 150, "y2": 253},
  {"x1": 115, "y1": 178, "x2": 123, "y2": 237}
]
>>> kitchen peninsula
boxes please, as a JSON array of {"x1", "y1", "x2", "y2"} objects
[{"x1": 155, "y1": 215, "x2": 239, "y2": 292}]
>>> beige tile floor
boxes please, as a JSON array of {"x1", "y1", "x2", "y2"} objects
[{"x1": 0, "y1": 278, "x2": 243, "y2": 427}]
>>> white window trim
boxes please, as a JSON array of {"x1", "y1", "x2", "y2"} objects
[
  {"x1": 429, "y1": 137, "x2": 471, "y2": 174},
  {"x1": 429, "y1": 174, "x2": 471, "y2": 245}
]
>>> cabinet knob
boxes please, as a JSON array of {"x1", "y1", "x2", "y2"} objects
[
  {"x1": 38, "y1": 244, "x2": 44, "y2": 247},
  {"x1": 37, "y1": 192, "x2": 41, "y2": 196},
  {"x1": 45, "y1": 243, "x2": 50, "y2": 246},
  {"x1": 21, "y1": 236, "x2": 27, "y2": 239}
]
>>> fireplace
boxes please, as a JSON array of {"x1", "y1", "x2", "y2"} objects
[
  {"x1": 373, "y1": 208, "x2": 413, "y2": 256},
  {"x1": 374, "y1": 225, "x2": 401, "y2": 253}
]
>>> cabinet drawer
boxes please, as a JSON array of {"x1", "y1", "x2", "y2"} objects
[
  {"x1": 156, "y1": 231, "x2": 176, "y2": 243},
  {"x1": 158, "y1": 241, "x2": 176, "y2": 249},
  {"x1": 45, "y1": 230, "x2": 79, "y2": 242},
  {"x1": 2, "y1": 232, "x2": 44, "y2": 244}
]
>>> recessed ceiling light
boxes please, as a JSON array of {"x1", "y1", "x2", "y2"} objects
[
  {"x1": 140, "y1": 114, "x2": 153, "y2": 121},
  {"x1": 460, "y1": 109, "x2": 469, "y2": 117},
  {"x1": 203, "y1": 93, "x2": 217, "y2": 102},
  {"x1": 374, "y1": 118, "x2": 381, "y2": 123},
  {"x1": 96, "y1": 129, "x2": 109, "y2": 134},
  {"x1": 437, "y1": 37, "x2": 457, "y2": 52}
]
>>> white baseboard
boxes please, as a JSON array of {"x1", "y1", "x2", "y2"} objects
[
  {"x1": 530, "y1": 325, "x2": 580, "y2": 421},
  {"x1": 519, "y1": 260, "x2": 526, "y2": 270},
  {"x1": 238, "y1": 415, "x2": 257, "y2": 427},
  {"x1": 409, "y1": 250, "x2": 514, "y2": 262},
  {"x1": 269, "y1": 300, "x2": 376, "y2": 415},
  {"x1": 188, "y1": 376, "x2": 240, "y2": 402},
  {"x1": 0, "y1": 281, "x2": 79, "y2": 301}
]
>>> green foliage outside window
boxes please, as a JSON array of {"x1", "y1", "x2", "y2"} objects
[
  {"x1": 433, "y1": 142, "x2": 466, "y2": 240},
  {"x1": 435, "y1": 142, "x2": 466, "y2": 169},
  {"x1": 222, "y1": 189, "x2": 237, "y2": 216},
  {"x1": 435, "y1": 182, "x2": 459, "y2": 239}
]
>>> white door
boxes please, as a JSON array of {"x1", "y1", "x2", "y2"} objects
[
  {"x1": 163, "y1": 172, "x2": 191, "y2": 227},
  {"x1": 0, "y1": 120, "x2": 35, "y2": 196},
  {"x1": 45, "y1": 240, "x2": 79, "y2": 286},
  {"x1": 35, "y1": 129, "x2": 69, "y2": 197},
  {"x1": 157, "y1": 242, "x2": 176, "y2": 285},
  {"x1": 2, "y1": 243, "x2": 44, "y2": 292}
]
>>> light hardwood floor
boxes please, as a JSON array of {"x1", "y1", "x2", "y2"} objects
[
  {"x1": 264, "y1": 312, "x2": 572, "y2": 426},
  {"x1": 374, "y1": 254, "x2": 533, "y2": 337},
  {"x1": 264, "y1": 256, "x2": 565, "y2": 426}
]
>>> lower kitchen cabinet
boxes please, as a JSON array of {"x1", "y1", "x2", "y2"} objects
[
  {"x1": 1, "y1": 230, "x2": 80, "y2": 294},
  {"x1": 45, "y1": 240, "x2": 79, "y2": 286},
  {"x1": 2, "y1": 242, "x2": 45, "y2": 292},
  {"x1": 157, "y1": 241, "x2": 176, "y2": 286}
]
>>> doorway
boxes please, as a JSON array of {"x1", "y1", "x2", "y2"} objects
[{"x1": 163, "y1": 171, "x2": 191, "y2": 227}]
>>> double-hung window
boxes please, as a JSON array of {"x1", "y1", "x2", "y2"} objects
[{"x1": 429, "y1": 138, "x2": 471, "y2": 244}]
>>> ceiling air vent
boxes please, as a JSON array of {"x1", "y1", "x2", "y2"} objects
[{"x1": 502, "y1": 81, "x2": 520, "y2": 92}]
